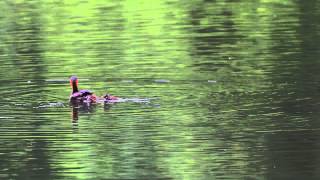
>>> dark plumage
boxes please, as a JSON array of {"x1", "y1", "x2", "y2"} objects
[{"x1": 69, "y1": 76, "x2": 118, "y2": 103}]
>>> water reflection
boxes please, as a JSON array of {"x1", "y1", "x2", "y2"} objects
[
  {"x1": 71, "y1": 106, "x2": 79, "y2": 124},
  {"x1": 0, "y1": 0, "x2": 320, "y2": 179},
  {"x1": 70, "y1": 102, "x2": 113, "y2": 124}
]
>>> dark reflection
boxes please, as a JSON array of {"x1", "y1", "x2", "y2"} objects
[
  {"x1": 187, "y1": 1, "x2": 243, "y2": 73},
  {"x1": 5, "y1": 1, "x2": 46, "y2": 80},
  {"x1": 70, "y1": 102, "x2": 97, "y2": 123},
  {"x1": 264, "y1": 0, "x2": 320, "y2": 178},
  {"x1": 71, "y1": 106, "x2": 79, "y2": 124},
  {"x1": 0, "y1": 1, "x2": 56, "y2": 180},
  {"x1": 70, "y1": 101, "x2": 116, "y2": 124},
  {"x1": 103, "y1": 103, "x2": 113, "y2": 111},
  {"x1": 17, "y1": 140, "x2": 53, "y2": 180},
  {"x1": 265, "y1": 131, "x2": 320, "y2": 179}
]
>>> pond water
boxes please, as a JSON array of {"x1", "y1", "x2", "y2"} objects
[{"x1": 0, "y1": 0, "x2": 320, "y2": 179}]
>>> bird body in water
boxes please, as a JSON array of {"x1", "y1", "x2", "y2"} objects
[{"x1": 69, "y1": 76, "x2": 118, "y2": 103}]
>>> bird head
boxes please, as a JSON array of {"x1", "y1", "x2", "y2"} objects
[{"x1": 70, "y1": 76, "x2": 78, "y2": 86}]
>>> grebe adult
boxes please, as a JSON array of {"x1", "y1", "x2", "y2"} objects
[{"x1": 69, "y1": 76, "x2": 118, "y2": 103}]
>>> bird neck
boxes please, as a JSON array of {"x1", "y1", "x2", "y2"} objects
[{"x1": 72, "y1": 81, "x2": 79, "y2": 93}]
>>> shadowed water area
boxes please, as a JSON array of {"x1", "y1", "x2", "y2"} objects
[{"x1": 0, "y1": 0, "x2": 320, "y2": 179}]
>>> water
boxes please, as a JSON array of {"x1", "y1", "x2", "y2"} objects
[{"x1": 0, "y1": 0, "x2": 320, "y2": 179}]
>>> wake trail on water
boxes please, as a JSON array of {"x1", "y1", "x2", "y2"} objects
[{"x1": 31, "y1": 97, "x2": 156, "y2": 108}]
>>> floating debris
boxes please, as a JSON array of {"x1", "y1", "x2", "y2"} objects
[
  {"x1": 208, "y1": 80, "x2": 217, "y2": 83},
  {"x1": 155, "y1": 79, "x2": 170, "y2": 83},
  {"x1": 45, "y1": 79, "x2": 89, "y2": 82},
  {"x1": 103, "y1": 97, "x2": 154, "y2": 104},
  {"x1": 15, "y1": 103, "x2": 26, "y2": 106},
  {"x1": 35, "y1": 102, "x2": 66, "y2": 108},
  {"x1": 0, "y1": 117, "x2": 14, "y2": 119},
  {"x1": 45, "y1": 79, "x2": 68, "y2": 82},
  {"x1": 121, "y1": 80, "x2": 134, "y2": 83}
]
